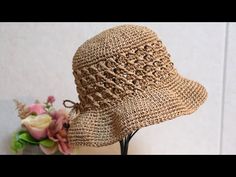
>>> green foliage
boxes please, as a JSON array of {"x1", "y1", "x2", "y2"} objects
[
  {"x1": 39, "y1": 139, "x2": 55, "y2": 148},
  {"x1": 11, "y1": 130, "x2": 26, "y2": 153},
  {"x1": 18, "y1": 132, "x2": 39, "y2": 145},
  {"x1": 11, "y1": 130, "x2": 39, "y2": 153}
]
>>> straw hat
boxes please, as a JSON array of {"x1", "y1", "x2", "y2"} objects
[{"x1": 66, "y1": 24, "x2": 208, "y2": 147}]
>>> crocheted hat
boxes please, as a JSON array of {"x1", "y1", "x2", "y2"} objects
[{"x1": 66, "y1": 24, "x2": 208, "y2": 147}]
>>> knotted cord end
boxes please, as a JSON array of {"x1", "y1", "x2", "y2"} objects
[{"x1": 63, "y1": 99, "x2": 80, "y2": 121}]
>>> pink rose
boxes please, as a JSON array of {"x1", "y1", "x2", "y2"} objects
[
  {"x1": 28, "y1": 103, "x2": 45, "y2": 115},
  {"x1": 21, "y1": 114, "x2": 52, "y2": 140}
]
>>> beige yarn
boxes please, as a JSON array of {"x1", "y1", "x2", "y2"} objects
[{"x1": 67, "y1": 24, "x2": 208, "y2": 147}]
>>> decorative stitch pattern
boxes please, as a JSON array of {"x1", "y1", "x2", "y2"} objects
[{"x1": 73, "y1": 40, "x2": 175, "y2": 112}]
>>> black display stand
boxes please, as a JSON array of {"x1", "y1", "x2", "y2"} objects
[{"x1": 119, "y1": 129, "x2": 139, "y2": 155}]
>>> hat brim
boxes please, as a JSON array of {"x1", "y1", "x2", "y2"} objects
[{"x1": 68, "y1": 73, "x2": 208, "y2": 147}]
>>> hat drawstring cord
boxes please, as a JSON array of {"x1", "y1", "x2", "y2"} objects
[{"x1": 63, "y1": 99, "x2": 80, "y2": 121}]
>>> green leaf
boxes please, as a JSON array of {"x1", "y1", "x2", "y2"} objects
[
  {"x1": 16, "y1": 130, "x2": 27, "y2": 139},
  {"x1": 10, "y1": 131, "x2": 26, "y2": 153},
  {"x1": 11, "y1": 141, "x2": 24, "y2": 153},
  {"x1": 18, "y1": 132, "x2": 39, "y2": 145},
  {"x1": 18, "y1": 139, "x2": 27, "y2": 144},
  {"x1": 39, "y1": 139, "x2": 55, "y2": 148},
  {"x1": 15, "y1": 141, "x2": 24, "y2": 149}
]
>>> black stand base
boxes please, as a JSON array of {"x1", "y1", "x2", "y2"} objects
[{"x1": 119, "y1": 129, "x2": 139, "y2": 155}]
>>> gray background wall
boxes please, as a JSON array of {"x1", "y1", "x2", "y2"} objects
[{"x1": 0, "y1": 22, "x2": 235, "y2": 154}]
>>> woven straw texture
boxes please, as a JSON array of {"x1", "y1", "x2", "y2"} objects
[{"x1": 68, "y1": 24, "x2": 208, "y2": 147}]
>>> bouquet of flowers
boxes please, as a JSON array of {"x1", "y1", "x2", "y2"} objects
[{"x1": 11, "y1": 96, "x2": 72, "y2": 155}]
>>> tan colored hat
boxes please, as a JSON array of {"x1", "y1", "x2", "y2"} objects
[{"x1": 66, "y1": 24, "x2": 208, "y2": 147}]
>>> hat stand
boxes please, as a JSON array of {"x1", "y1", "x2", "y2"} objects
[{"x1": 119, "y1": 129, "x2": 139, "y2": 155}]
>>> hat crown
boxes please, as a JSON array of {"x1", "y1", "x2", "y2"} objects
[{"x1": 73, "y1": 25, "x2": 175, "y2": 111}]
